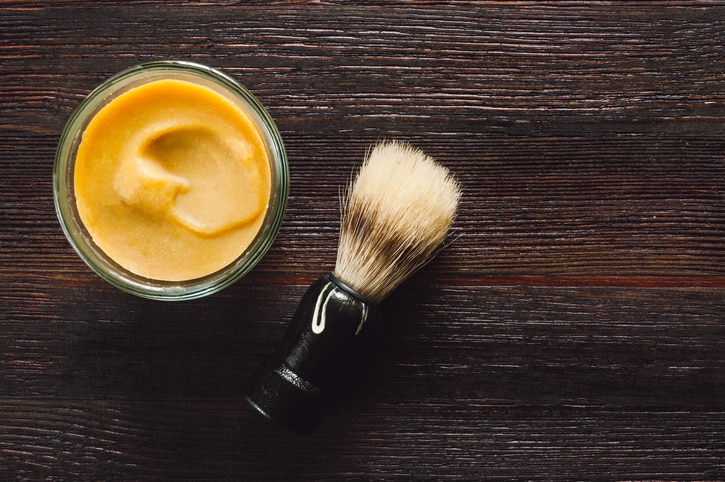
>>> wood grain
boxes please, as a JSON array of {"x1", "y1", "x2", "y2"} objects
[
  {"x1": 3, "y1": 400, "x2": 724, "y2": 480},
  {"x1": 1, "y1": 1, "x2": 724, "y2": 480}
]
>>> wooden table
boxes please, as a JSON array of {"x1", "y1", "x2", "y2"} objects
[{"x1": 2, "y1": 2, "x2": 724, "y2": 480}]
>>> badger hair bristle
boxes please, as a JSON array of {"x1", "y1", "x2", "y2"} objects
[{"x1": 333, "y1": 140, "x2": 461, "y2": 304}]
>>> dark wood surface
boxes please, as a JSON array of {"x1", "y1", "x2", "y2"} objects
[{"x1": 2, "y1": 1, "x2": 724, "y2": 480}]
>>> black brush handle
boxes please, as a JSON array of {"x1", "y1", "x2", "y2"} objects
[{"x1": 245, "y1": 274, "x2": 381, "y2": 434}]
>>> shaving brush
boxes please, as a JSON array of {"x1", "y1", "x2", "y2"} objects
[{"x1": 245, "y1": 140, "x2": 461, "y2": 434}]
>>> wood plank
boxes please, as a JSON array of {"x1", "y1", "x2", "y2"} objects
[
  {"x1": 1, "y1": 3, "x2": 723, "y2": 137},
  {"x1": 2, "y1": 284, "x2": 723, "y2": 406},
  {"x1": 3, "y1": 134, "x2": 724, "y2": 279},
  {"x1": 1, "y1": 399, "x2": 724, "y2": 480}
]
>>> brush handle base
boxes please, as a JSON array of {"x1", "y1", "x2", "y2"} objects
[
  {"x1": 245, "y1": 357, "x2": 327, "y2": 434},
  {"x1": 245, "y1": 274, "x2": 381, "y2": 434}
]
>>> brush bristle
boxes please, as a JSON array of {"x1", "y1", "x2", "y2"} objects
[{"x1": 333, "y1": 140, "x2": 461, "y2": 304}]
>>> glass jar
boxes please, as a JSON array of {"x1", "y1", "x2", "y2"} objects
[{"x1": 53, "y1": 60, "x2": 288, "y2": 301}]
